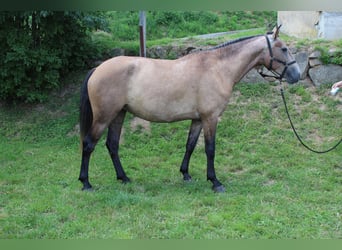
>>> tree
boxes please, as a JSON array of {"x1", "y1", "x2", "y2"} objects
[{"x1": 0, "y1": 11, "x2": 108, "y2": 103}]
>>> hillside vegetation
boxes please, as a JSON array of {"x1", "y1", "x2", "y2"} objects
[{"x1": 93, "y1": 11, "x2": 277, "y2": 56}]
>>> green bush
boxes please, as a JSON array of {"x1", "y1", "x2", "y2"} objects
[
  {"x1": 198, "y1": 11, "x2": 219, "y2": 25},
  {"x1": 153, "y1": 11, "x2": 184, "y2": 25},
  {"x1": 1, "y1": 44, "x2": 62, "y2": 103},
  {"x1": 0, "y1": 11, "x2": 107, "y2": 103},
  {"x1": 109, "y1": 11, "x2": 139, "y2": 41}
]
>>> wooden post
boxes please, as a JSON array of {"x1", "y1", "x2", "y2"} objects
[
  {"x1": 136, "y1": 11, "x2": 151, "y2": 131},
  {"x1": 139, "y1": 11, "x2": 146, "y2": 57}
]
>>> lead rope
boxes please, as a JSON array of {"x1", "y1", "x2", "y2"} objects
[{"x1": 280, "y1": 81, "x2": 342, "y2": 153}]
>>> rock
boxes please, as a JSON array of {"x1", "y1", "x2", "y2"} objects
[
  {"x1": 308, "y1": 50, "x2": 323, "y2": 67},
  {"x1": 309, "y1": 58, "x2": 323, "y2": 67},
  {"x1": 239, "y1": 68, "x2": 268, "y2": 84},
  {"x1": 295, "y1": 51, "x2": 309, "y2": 80},
  {"x1": 308, "y1": 64, "x2": 342, "y2": 86},
  {"x1": 309, "y1": 50, "x2": 321, "y2": 59},
  {"x1": 257, "y1": 67, "x2": 278, "y2": 82},
  {"x1": 148, "y1": 46, "x2": 168, "y2": 59},
  {"x1": 264, "y1": 76, "x2": 277, "y2": 82},
  {"x1": 298, "y1": 77, "x2": 313, "y2": 87},
  {"x1": 147, "y1": 45, "x2": 184, "y2": 59},
  {"x1": 328, "y1": 48, "x2": 339, "y2": 56}
]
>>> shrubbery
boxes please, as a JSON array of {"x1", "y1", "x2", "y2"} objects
[{"x1": 0, "y1": 11, "x2": 107, "y2": 103}]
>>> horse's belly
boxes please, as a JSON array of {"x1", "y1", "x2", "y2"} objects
[
  {"x1": 126, "y1": 98, "x2": 199, "y2": 122},
  {"x1": 126, "y1": 64, "x2": 200, "y2": 122}
]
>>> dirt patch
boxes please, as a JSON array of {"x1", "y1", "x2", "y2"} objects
[
  {"x1": 67, "y1": 124, "x2": 80, "y2": 138},
  {"x1": 130, "y1": 117, "x2": 151, "y2": 134},
  {"x1": 117, "y1": 117, "x2": 151, "y2": 145}
]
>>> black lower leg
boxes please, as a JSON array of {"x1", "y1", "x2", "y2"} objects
[
  {"x1": 79, "y1": 136, "x2": 95, "y2": 190},
  {"x1": 106, "y1": 139, "x2": 130, "y2": 183},
  {"x1": 204, "y1": 124, "x2": 225, "y2": 193},
  {"x1": 180, "y1": 120, "x2": 202, "y2": 181},
  {"x1": 106, "y1": 111, "x2": 130, "y2": 183}
]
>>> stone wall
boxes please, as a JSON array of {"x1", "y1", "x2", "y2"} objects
[{"x1": 241, "y1": 47, "x2": 342, "y2": 86}]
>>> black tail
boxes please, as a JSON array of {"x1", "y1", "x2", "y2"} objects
[{"x1": 80, "y1": 68, "x2": 96, "y2": 145}]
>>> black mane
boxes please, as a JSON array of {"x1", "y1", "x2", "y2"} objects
[
  {"x1": 209, "y1": 34, "x2": 263, "y2": 50},
  {"x1": 185, "y1": 34, "x2": 264, "y2": 56}
]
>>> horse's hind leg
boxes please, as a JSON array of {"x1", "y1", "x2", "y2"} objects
[
  {"x1": 180, "y1": 119, "x2": 202, "y2": 181},
  {"x1": 106, "y1": 109, "x2": 130, "y2": 183},
  {"x1": 79, "y1": 126, "x2": 104, "y2": 190},
  {"x1": 79, "y1": 135, "x2": 95, "y2": 190}
]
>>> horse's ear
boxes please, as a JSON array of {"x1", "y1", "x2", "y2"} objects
[{"x1": 273, "y1": 24, "x2": 282, "y2": 39}]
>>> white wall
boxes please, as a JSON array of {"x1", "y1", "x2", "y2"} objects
[
  {"x1": 318, "y1": 12, "x2": 342, "y2": 40},
  {"x1": 278, "y1": 11, "x2": 342, "y2": 40}
]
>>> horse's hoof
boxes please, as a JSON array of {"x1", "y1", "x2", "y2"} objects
[
  {"x1": 120, "y1": 177, "x2": 131, "y2": 184},
  {"x1": 212, "y1": 185, "x2": 226, "y2": 193},
  {"x1": 183, "y1": 175, "x2": 192, "y2": 182},
  {"x1": 81, "y1": 184, "x2": 93, "y2": 191}
]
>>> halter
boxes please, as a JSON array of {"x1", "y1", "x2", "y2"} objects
[{"x1": 259, "y1": 35, "x2": 297, "y2": 81}]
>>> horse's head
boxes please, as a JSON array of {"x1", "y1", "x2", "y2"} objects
[{"x1": 264, "y1": 25, "x2": 300, "y2": 84}]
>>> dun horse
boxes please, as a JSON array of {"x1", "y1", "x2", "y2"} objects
[{"x1": 79, "y1": 26, "x2": 300, "y2": 192}]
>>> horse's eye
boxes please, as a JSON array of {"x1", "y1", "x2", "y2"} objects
[{"x1": 281, "y1": 47, "x2": 288, "y2": 52}]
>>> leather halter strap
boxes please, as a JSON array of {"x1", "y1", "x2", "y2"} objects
[{"x1": 260, "y1": 35, "x2": 297, "y2": 80}]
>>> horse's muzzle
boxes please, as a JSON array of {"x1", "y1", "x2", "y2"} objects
[{"x1": 285, "y1": 64, "x2": 300, "y2": 84}]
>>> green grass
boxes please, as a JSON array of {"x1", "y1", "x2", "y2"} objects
[{"x1": 1, "y1": 72, "x2": 342, "y2": 238}]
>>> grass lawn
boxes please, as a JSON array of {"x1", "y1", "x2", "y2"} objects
[{"x1": 0, "y1": 70, "x2": 341, "y2": 239}]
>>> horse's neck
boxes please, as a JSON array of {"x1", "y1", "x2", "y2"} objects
[{"x1": 217, "y1": 37, "x2": 266, "y2": 85}]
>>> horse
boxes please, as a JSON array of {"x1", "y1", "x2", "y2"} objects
[{"x1": 78, "y1": 26, "x2": 300, "y2": 192}]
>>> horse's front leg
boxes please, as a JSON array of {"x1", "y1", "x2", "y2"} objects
[
  {"x1": 202, "y1": 117, "x2": 225, "y2": 192},
  {"x1": 180, "y1": 119, "x2": 202, "y2": 181}
]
